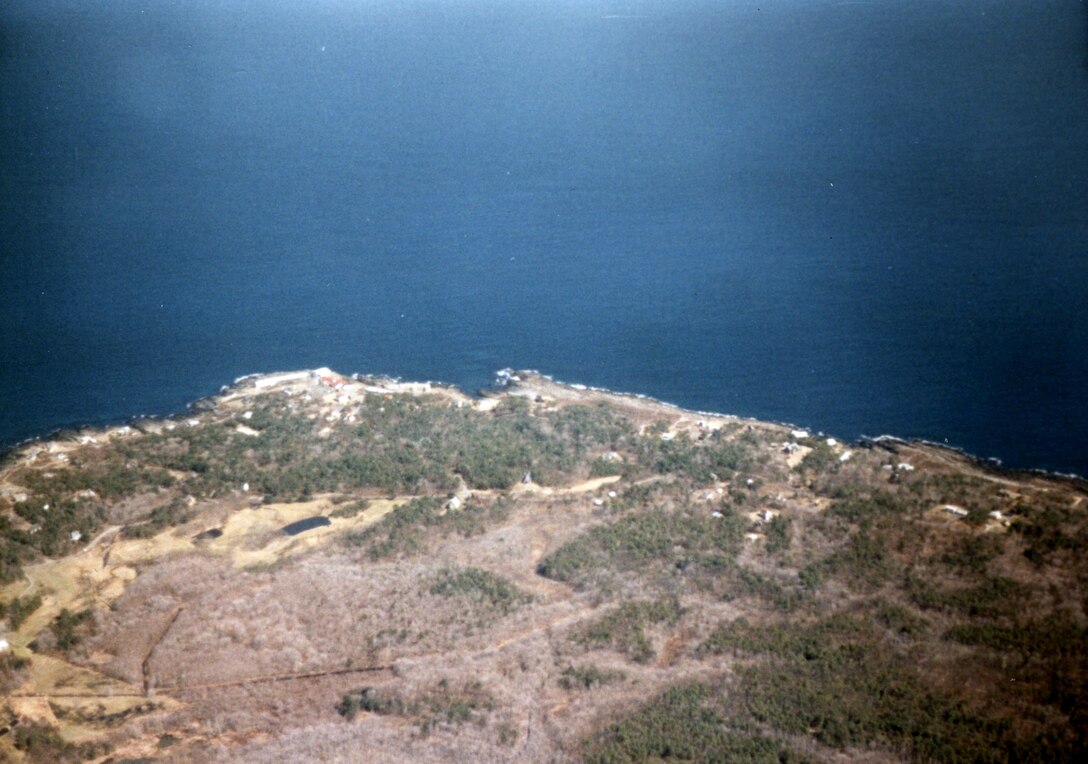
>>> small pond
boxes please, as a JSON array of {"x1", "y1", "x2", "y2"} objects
[{"x1": 281, "y1": 516, "x2": 331, "y2": 536}]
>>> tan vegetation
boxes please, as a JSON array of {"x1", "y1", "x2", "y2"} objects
[{"x1": 0, "y1": 369, "x2": 1085, "y2": 762}]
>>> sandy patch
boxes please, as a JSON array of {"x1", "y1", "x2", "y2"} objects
[
  {"x1": 210, "y1": 497, "x2": 406, "y2": 569},
  {"x1": 9, "y1": 697, "x2": 59, "y2": 726}
]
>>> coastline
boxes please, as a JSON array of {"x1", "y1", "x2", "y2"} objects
[
  {"x1": 2, "y1": 367, "x2": 1084, "y2": 488},
  {"x1": 2, "y1": 364, "x2": 1086, "y2": 763}
]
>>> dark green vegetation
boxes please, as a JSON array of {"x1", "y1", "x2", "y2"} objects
[
  {"x1": 337, "y1": 680, "x2": 495, "y2": 735},
  {"x1": 583, "y1": 684, "x2": 793, "y2": 764},
  {"x1": 636, "y1": 427, "x2": 763, "y2": 483},
  {"x1": 344, "y1": 495, "x2": 514, "y2": 559},
  {"x1": 121, "y1": 498, "x2": 194, "y2": 539},
  {"x1": 697, "y1": 614, "x2": 1022, "y2": 760},
  {"x1": 12, "y1": 722, "x2": 106, "y2": 763},
  {"x1": 563, "y1": 474, "x2": 1088, "y2": 761},
  {"x1": 1, "y1": 592, "x2": 41, "y2": 629},
  {"x1": 576, "y1": 598, "x2": 684, "y2": 664},
  {"x1": 50, "y1": 700, "x2": 162, "y2": 729},
  {"x1": 558, "y1": 664, "x2": 626, "y2": 690},
  {"x1": 137, "y1": 395, "x2": 633, "y2": 500},
  {"x1": 329, "y1": 497, "x2": 370, "y2": 518},
  {"x1": 427, "y1": 566, "x2": 532, "y2": 615},
  {"x1": 0, "y1": 393, "x2": 634, "y2": 583},
  {"x1": 537, "y1": 507, "x2": 745, "y2": 589},
  {"x1": 0, "y1": 651, "x2": 30, "y2": 692},
  {"x1": 41, "y1": 608, "x2": 93, "y2": 653}
]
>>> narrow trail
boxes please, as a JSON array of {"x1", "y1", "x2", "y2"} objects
[
  {"x1": 18, "y1": 572, "x2": 35, "y2": 598},
  {"x1": 9, "y1": 692, "x2": 148, "y2": 699},
  {"x1": 84, "y1": 525, "x2": 121, "y2": 554},
  {"x1": 482, "y1": 607, "x2": 592, "y2": 655},
  {"x1": 159, "y1": 664, "x2": 395, "y2": 693},
  {"x1": 151, "y1": 596, "x2": 596, "y2": 695},
  {"x1": 143, "y1": 606, "x2": 184, "y2": 696}
]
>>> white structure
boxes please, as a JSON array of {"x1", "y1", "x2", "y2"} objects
[
  {"x1": 446, "y1": 496, "x2": 462, "y2": 511},
  {"x1": 69, "y1": 530, "x2": 82, "y2": 542},
  {"x1": 943, "y1": 505, "x2": 968, "y2": 517},
  {"x1": 790, "y1": 429, "x2": 810, "y2": 439},
  {"x1": 897, "y1": 463, "x2": 915, "y2": 472},
  {"x1": 0, "y1": 639, "x2": 10, "y2": 653},
  {"x1": 839, "y1": 450, "x2": 853, "y2": 462}
]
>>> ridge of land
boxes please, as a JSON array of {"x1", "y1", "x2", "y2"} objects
[{"x1": 1, "y1": 369, "x2": 1085, "y2": 763}]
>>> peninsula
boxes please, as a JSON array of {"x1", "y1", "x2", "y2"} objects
[{"x1": 1, "y1": 370, "x2": 1085, "y2": 762}]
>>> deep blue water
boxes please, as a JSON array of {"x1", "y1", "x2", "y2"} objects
[{"x1": 2, "y1": 0, "x2": 1087, "y2": 474}]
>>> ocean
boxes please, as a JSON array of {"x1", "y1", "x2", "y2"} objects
[{"x1": 2, "y1": 0, "x2": 1086, "y2": 474}]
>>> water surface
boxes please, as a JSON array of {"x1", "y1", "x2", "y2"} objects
[{"x1": 2, "y1": 0, "x2": 1086, "y2": 473}]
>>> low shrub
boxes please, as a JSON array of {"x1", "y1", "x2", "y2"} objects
[
  {"x1": 576, "y1": 597, "x2": 683, "y2": 663},
  {"x1": 559, "y1": 664, "x2": 626, "y2": 690},
  {"x1": 428, "y1": 567, "x2": 532, "y2": 615}
]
